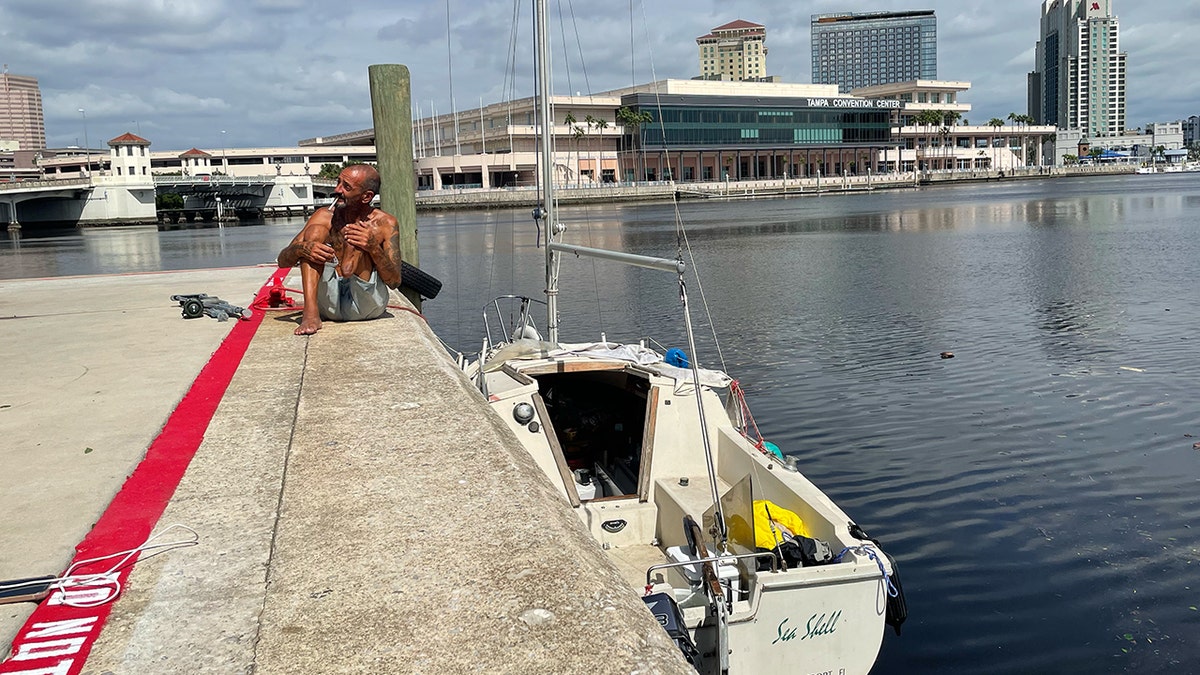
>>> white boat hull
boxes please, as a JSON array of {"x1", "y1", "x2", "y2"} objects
[{"x1": 473, "y1": 347, "x2": 899, "y2": 673}]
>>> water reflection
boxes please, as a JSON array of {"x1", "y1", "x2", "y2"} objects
[
  {"x1": 0, "y1": 219, "x2": 300, "y2": 280},
  {"x1": 81, "y1": 226, "x2": 163, "y2": 274}
]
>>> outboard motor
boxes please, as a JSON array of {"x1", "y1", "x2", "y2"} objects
[{"x1": 642, "y1": 592, "x2": 703, "y2": 670}]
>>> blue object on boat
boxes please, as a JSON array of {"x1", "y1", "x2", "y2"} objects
[
  {"x1": 664, "y1": 348, "x2": 689, "y2": 368},
  {"x1": 762, "y1": 441, "x2": 784, "y2": 460}
]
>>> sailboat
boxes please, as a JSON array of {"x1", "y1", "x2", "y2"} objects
[{"x1": 462, "y1": 2, "x2": 907, "y2": 672}]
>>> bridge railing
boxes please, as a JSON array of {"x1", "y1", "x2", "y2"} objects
[
  {"x1": 0, "y1": 177, "x2": 92, "y2": 192},
  {"x1": 152, "y1": 175, "x2": 298, "y2": 187}
]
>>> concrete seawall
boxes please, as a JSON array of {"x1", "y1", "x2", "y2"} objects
[{"x1": 1, "y1": 269, "x2": 691, "y2": 673}]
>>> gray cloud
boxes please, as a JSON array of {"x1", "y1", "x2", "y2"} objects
[{"x1": 4, "y1": 0, "x2": 1196, "y2": 152}]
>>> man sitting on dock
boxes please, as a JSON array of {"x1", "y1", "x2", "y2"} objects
[{"x1": 277, "y1": 164, "x2": 401, "y2": 335}]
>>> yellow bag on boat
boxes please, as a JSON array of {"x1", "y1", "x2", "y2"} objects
[{"x1": 753, "y1": 500, "x2": 810, "y2": 549}]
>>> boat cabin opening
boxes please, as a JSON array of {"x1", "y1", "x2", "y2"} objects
[{"x1": 533, "y1": 368, "x2": 652, "y2": 501}]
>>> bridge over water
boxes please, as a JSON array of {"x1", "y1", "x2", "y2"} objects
[{"x1": 0, "y1": 174, "x2": 326, "y2": 230}]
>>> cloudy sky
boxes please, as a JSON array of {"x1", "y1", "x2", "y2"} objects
[{"x1": 3, "y1": 0, "x2": 1196, "y2": 153}]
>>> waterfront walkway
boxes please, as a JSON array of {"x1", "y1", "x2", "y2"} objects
[
  {"x1": 0, "y1": 268, "x2": 690, "y2": 673},
  {"x1": 413, "y1": 163, "x2": 1134, "y2": 210}
]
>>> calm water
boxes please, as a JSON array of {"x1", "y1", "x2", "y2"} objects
[{"x1": 5, "y1": 173, "x2": 1199, "y2": 672}]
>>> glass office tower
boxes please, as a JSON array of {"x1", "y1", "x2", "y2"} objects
[{"x1": 811, "y1": 11, "x2": 937, "y2": 93}]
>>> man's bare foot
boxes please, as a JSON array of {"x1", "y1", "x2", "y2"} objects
[{"x1": 295, "y1": 315, "x2": 322, "y2": 335}]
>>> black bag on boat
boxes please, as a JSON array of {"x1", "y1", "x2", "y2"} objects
[{"x1": 760, "y1": 535, "x2": 835, "y2": 569}]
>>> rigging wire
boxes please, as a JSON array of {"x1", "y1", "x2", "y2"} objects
[
  {"x1": 555, "y1": 0, "x2": 573, "y2": 97},
  {"x1": 566, "y1": 0, "x2": 592, "y2": 95},
  {"x1": 504, "y1": 0, "x2": 523, "y2": 123},
  {"x1": 552, "y1": 0, "x2": 605, "y2": 334},
  {"x1": 631, "y1": 0, "x2": 726, "y2": 371},
  {"x1": 628, "y1": 0, "x2": 635, "y2": 87},
  {"x1": 446, "y1": 0, "x2": 461, "y2": 155}
]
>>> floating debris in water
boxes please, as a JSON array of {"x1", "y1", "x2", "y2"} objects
[
  {"x1": 1119, "y1": 366, "x2": 1145, "y2": 373},
  {"x1": 940, "y1": 351, "x2": 954, "y2": 359}
]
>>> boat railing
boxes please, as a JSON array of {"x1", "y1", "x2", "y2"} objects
[
  {"x1": 482, "y1": 294, "x2": 547, "y2": 349},
  {"x1": 646, "y1": 550, "x2": 780, "y2": 587}
]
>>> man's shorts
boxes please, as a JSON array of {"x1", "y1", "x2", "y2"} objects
[{"x1": 317, "y1": 264, "x2": 389, "y2": 321}]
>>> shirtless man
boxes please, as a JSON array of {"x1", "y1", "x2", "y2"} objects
[{"x1": 277, "y1": 164, "x2": 401, "y2": 335}]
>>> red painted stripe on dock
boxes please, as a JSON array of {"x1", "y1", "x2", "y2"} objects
[{"x1": 0, "y1": 267, "x2": 289, "y2": 674}]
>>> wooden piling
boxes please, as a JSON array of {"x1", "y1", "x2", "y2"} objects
[{"x1": 368, "y1": 64, "x2": 420, "y2": 308}]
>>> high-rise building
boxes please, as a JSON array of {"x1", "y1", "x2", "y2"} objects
[
  {"x1": 1028, "y1": 0, "x2": 1126, "y2": 137},
  {"x1": 1183, "y1": 115, "x2": 1200, "y2": 147},
  {"x1": 0, "y1": 69, "x2": 46, "y2": 150},
  {"x1": 696, "y1": 20, "x2": 768, "y2": 82},
  {"x1": 810, "y1": 11, "x2": 937, "y2": 93}
]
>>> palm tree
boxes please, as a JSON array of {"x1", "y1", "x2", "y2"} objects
[
  {"x1": 583, "y1": 114, "x2": 596, "y2": 184},
  {"x1": 941, "y1": 110, "x2": 962, "y2": 168},
  {"x1": 592, "y1": 117, "x2": 609, "y2": 182},
  {"x1": 988, "y1": 118, "x2": 1006, "y2": 171},
  {"x1": 1008, "y1": 113, "x2": 1034, "y2": 168},
  {"x1": 1007, "y1": 113, "x2": 1021, "y2": 168},
  {"x1": 564, "y1": 111, "x2": 579, "y2": 185},
  {"x1": 914, "y1": 109, "x2": 942, "y2": 170},
  {"x1": 571, "y1": 124, "x2": 585, "y2": 186},
  {"x1": 1020, "y1": 114, "x2": 1037, "y2": 168}
]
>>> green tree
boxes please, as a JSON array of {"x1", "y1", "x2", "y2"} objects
[
  {"x1": 616, "y1": 106, "x2": 652, "y2": 182},
  {"x1": 317, "y1": 160, "x2": 370, "y2": 181},
  {"x1": 156, "y1": 192, "x2": 183, "y2": 210}
]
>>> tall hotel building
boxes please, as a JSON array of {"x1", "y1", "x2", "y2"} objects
[
  {"x1": 811, "y1": 11, "x2": 937, "y2": 93},
  {"x1": 1028, "y1": 0, "x2": 1126, "y2": 137},
  {"x1": 696, "y1": 20, "x2": 768, "y2": 82},
  {"x1": 0, "y1": 70, "x2": 46, "y2": 150}
]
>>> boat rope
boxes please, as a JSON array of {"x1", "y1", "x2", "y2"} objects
[
  {"x1": 729, "y1": 380, "x2": 774, "y2": 456},
  {"x1": 0, "y1": 524, "x2": 200, "y2": 609},
  {"x1": 833, "y1": 544, "x2": 899, "y2": 598}
]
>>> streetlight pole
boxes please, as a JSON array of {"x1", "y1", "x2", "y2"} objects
[
  {"x1": 78, "y1": 108, "x2": 90, "y2": 177},
  {"x1": 221, "y1": 130, "x2": 227, "y2": 177}
]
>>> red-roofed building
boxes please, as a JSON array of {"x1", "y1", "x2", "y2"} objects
[
  {"x1": 178, "y1": 147, "x2": 214, "y2": 176},
  {"x1": 107, "y1": 131, "x2": 152, "y2": 177},
  {"x1": 696, "y1": 20, "x2": 769, "y2": 82}
]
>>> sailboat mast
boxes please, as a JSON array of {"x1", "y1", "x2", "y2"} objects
[{"x1": 534, "y1": 0, "x2": 559, "y2": 343}]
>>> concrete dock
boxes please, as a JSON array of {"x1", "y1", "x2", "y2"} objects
[{"x1": 0, "y1": 268, "x2": 691, "y2": 673}]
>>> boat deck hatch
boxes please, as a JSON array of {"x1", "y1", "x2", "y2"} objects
[{"x1": 534, "y1": 369, "x2": 651, "y2": 500}]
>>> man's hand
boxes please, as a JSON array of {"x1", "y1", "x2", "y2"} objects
[
  {"x1": 295, "y1": 241, "x2": 337, "y2": 265},
  {"x1": 343, "y1": 222, "x2": 381, "y2": 252}
]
